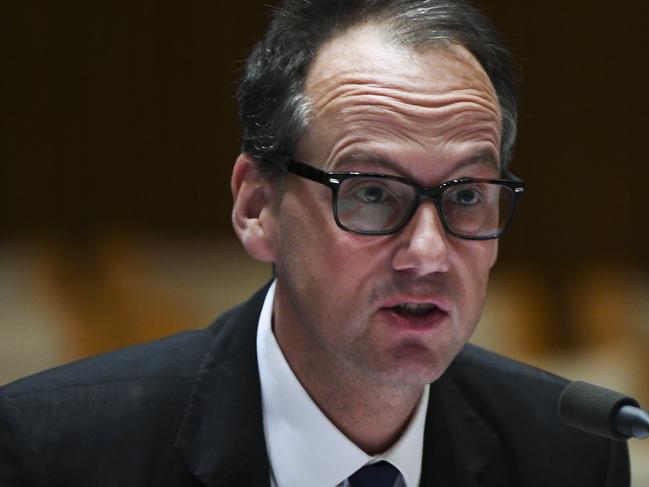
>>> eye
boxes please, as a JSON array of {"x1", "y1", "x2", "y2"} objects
[
  {"x1": 450, "y1": 186, "x2": 482, "y2": 206},
  {"x1": 357, "y1": 185, "x2": 388, "y2": 203},
  {"x1": 339, "y1": 177, "x2": 412, "y2": 210},
  {"x1": 347, "y1": 182, "x2": 399, "y2": 205}
]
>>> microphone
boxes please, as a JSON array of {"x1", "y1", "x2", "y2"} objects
[{"x1": 558, "y1": 381, "x2": 649, "y2": 440}]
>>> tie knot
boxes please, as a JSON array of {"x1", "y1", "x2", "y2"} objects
[{"x1": 348, "y1": 461, "x2": 400, "y2": 487}]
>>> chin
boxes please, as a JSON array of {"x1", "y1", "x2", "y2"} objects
[{"x1": 370, "y1": 344, "x2": 453, "y2": 387}]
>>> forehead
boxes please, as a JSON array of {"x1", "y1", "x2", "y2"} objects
[
  {"x1": 306, "y1": 23, "x2": 495, "y2": 94},
  {"x1": 298, "y1": 23, "x2": 502, "y2": 174}
]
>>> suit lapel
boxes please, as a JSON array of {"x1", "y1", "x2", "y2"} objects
[
  {"x1": 419, "y1": 368, "x2": 515, "y2": 487},
  {"x1": 175, "y1": 285, "x2": 271, "y2": 487}
]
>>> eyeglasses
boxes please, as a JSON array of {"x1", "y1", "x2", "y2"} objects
[{"x1": 267, "y1": 155, "x2": 526, "y2": 240}]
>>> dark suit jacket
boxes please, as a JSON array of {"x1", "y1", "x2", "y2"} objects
[{"x1": 0, "y1": 285, "x2": 630, "y2": 486}]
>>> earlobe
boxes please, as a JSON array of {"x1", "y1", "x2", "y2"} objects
[{"x1": 231, "y1": 154, "x2": 277, "y2": 263}]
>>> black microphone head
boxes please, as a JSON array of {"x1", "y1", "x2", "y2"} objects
[{"x1": 558, "y1": 381, "x2": 639, "y2": 440}]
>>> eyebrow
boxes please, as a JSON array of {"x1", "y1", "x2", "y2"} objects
[
  {"x1": 332, "y1": 149, "x2": 501, "y2": 178},
  {"x1": 334, "y1": 154, "x2": 405, "y2": 174},
  {"x1": 453, "y1": 150, "x2": 500, "y2": 174}
]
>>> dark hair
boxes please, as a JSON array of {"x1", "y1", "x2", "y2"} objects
[{"x1": 237, "y1": 0, "x2": 518, "y2": 173}]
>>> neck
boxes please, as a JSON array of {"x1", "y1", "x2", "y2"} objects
[{"x1": 295, "y1": 358, "x2": 424, "y2": 454}]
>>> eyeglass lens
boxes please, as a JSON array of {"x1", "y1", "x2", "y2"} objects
[{"x1": 335, "y1": 176, "x2": 514, "y2": 237}]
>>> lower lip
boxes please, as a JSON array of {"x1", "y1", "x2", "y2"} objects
[{"x1": 379, "y1": 308, "x2": 449, "y2": 332}]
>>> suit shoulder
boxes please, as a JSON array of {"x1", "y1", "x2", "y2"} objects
[
  {"x1": 0, "y1": 285, "x2": 269, "y2": 400},
  {"x1": 446, "y1": 345, "x2": 629, "y2": 484},
  {"x1": 447, "y1": 344, "x2": 586, "y2": 447},
  {"x1": 452, "y1": 343, "x2": 567, "y2": 392},
  {"x1": 1, "y1": 327, "x2": 214, "y2": 398},
  {"x1": 446, "y1": 343, "x2": 570, "y2": 433},
  {"x1": 0, "y1": 326, "x2": 221, "y2": 473}
]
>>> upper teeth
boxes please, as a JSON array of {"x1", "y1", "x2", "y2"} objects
[{"x1": 396, "y1": 303, "x2": 437, "y2": 311}]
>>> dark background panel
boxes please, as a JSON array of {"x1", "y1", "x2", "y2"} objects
[{"x1": 2, "y1": 1, "x2": 648, "y2": 272}]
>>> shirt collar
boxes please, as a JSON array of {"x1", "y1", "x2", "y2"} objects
[{"x1": 256, "y1": 281, "x2": 429, "y2": 487}]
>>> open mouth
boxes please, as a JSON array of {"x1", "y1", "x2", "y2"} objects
[{"x1": 391, "y1": 303, "x2": 440, "y2": 318}]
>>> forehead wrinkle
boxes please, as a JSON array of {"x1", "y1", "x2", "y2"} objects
[
  {"x1": 309, "y1": 74, "x2": 500, "y2": 122},
  {"x1": 324, "y1": 131, "x2": 394, "y2": 168},
  {"x1": 312, "y1": 98, "x2": 501, "y2": 172},
  {"x1": 325, "y1": 126, "x2": 499, "y2": 174},
  {"x1": 323, "y1": 124, "x2": 431, "y2": 164},
  {"x1": 421, "y1": 109, "x2": 501, "y2": 146},
  {"x1": 320, "y1": 98, "x2": 501, "y2": 156},
  {"x1": 337, "y1": 100, "x2": 501, "y2": 132},
  {"x1": 307, "y1": 78, "x2": 501, "y2": 151}
]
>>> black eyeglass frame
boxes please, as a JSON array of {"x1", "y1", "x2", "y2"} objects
[{"x1": 266, "y1": 155, "x2": 526, "y2": 240}]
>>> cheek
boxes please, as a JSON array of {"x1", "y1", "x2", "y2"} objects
[
  {"x1": 305, "y1": 232, "x2": 387, "y2": 290},
  {"x1": 454, "y1": 241, "x2": 497, "y2": 297},
  {"x1": 279, "y1": 186, "x2": 386, "y2": 267},
  {"x1": 274, "y1": 191, "x2": 347, "y2": 289},
  {"x1": 486, "y1": 239, "x2": 499, "y2": 269}
]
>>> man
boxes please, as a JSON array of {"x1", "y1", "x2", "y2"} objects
[{"x1": 0, "y1": 0, "x2": 630, "y2": 486}]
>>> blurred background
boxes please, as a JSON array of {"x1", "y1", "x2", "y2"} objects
[{"x1": 1, "y1": 0, "x2": 648, "y2": 481}]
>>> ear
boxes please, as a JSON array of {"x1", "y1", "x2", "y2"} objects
[{"x1": 231, "y1": 153, "x2": 277, "y2": 263}]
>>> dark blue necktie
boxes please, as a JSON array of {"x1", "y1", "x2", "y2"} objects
[{"x1": 348, "y1": 461, "x2": 400, "y2": 487}]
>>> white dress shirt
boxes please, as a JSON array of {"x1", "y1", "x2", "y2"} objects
[{"x1": 256, "y1": 281, "x2": 430, "y2": 487}]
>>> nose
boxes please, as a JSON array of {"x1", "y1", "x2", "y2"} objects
[{"x1": 391, "y1": 203, "x2": 451, "y2": 275}]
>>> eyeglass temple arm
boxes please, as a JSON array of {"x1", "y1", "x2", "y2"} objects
[
  {"x1": 265, "y1": 155, "x2": 328, "y2": 184},
  {"x1": 500, "y1": 169, "x2": 526, "y2": 197}
]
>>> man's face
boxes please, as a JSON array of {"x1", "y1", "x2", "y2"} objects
[{"x1": 269, "y1": 24, "x2": 502, "y2": 389}]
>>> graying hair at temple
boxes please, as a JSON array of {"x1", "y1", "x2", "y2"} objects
[{"x1": 237, "y1": 0, "x2": 518, "y2": 174}]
